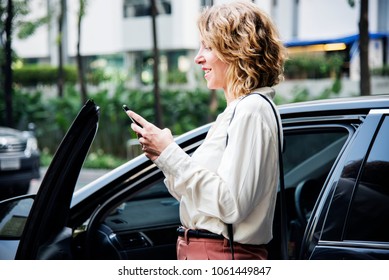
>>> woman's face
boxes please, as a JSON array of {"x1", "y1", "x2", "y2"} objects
[{"x1": 194, "y1": 40, "x2": 229, "y2": 92}]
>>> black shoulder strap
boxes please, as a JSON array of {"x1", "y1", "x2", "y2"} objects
[{"x1": 226, "y1": 92, "x2": 288, "y2": 260}]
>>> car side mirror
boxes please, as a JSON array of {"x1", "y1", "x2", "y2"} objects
[{"x1": 0, "y1": 195, "x2": 35, "y2": 239}]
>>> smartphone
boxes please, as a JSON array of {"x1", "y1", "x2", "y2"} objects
[{"x1": 122, "y1": 105, "x2": 142, "y2": 127}]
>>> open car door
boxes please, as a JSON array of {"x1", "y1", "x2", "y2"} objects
[{"x1": 15, "y1": 100, "x2": 99, "y2": 259}]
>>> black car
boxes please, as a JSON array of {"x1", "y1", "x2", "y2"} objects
[
  {"x1": 0, "y1": 95, "x2": 388, "y2": 260},
  {"x1": 0, "y1": 125, "x2": 40, "y2": 199}
]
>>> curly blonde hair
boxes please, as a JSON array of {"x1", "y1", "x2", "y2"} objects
[{"x1": 197, "y1": 1, "x2": 287, "y2": 98}]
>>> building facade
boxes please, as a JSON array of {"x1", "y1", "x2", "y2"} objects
[{"x1": 11, "y1": 0, "x2": 389, "y2": 87}]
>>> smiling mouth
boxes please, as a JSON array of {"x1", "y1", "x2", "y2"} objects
[
  {"x1": 204, "y1": 68, "x2": 211, "y2": 78},
  {"x1": 202, "y1": 66, "x2": 211, "y2": 74}
]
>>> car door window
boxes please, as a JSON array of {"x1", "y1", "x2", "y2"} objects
[
  {"x1": 105, "y1": 180, "x2": 179, "y2": 232},
  {"x1": 283, "y1": 128, "x2": 349, "y2": 188},
  {"x1": 344, "y1": 116, "x2": 389, "y2": 242}
]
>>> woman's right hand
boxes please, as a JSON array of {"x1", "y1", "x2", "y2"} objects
[{"x1": 127, "y1": 110, "x2": 174, "y2": 161}]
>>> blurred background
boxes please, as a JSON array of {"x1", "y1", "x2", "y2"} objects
[{"x1": 0, "y1": 0, "x2": 388, "y2": 196}]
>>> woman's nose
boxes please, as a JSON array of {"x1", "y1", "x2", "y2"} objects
[{"x1": 194, "y1": 50, "x2": 204, "y2": 65}]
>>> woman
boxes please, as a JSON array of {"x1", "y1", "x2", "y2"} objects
[{"x1": 127, "y1": 0, "x2": 286, "y2": 260}]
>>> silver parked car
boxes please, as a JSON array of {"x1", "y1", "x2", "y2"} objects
[{"x1": 0, "y1": 126, "x2": 40, "y2": 199}]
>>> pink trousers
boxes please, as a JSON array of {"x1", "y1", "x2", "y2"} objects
[{"x1": 176, "y1": 235, "x2": 268, "y2": 260}]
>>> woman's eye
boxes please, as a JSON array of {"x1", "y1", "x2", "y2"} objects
[{"x1": 201, "y1": 41, "x2": 212, "y2": 51}]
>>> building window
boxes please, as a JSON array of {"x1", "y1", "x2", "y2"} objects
[
  {"x1": 201, "y1": 0, "x2": 214, "y2": 7},
  {"x1": 123, "y1": 0, "x2": 171, "y2": 18}
]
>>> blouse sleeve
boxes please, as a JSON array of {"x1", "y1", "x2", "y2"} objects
[{"x1": 154, "y1": 100, "x2": 278, "y2": 224}]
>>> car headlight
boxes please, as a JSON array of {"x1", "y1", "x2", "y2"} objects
[{"x1": 25, "y1": 137, "x2": 39, "y2": 156}]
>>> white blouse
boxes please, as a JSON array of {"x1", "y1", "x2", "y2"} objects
[{"x1": 154, "y1": 87, "x2": 282, "y2": 245}]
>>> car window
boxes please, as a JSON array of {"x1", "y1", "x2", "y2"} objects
[
  {"x1": 283, "y1": 130, "x2": 347, "y2": 174},
  {"x1": 104, "y1": 179, "x2": 180, "y2": 231},
  {"x1": 130, "y1": 180, "x2": 171, "y2": 200},
  {"x1": 344, "y1": 116, "x2": 389, "y2": 242},
  {"x1": 283, "y1": 128, "x2": 349, "y2": 190}
]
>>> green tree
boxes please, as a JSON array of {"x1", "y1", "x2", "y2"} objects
[
  {"x1": 349, "y1": 0, "x2": 371, "y2": 95},
  {"x1": 0, "y1": 0, "x2": 48, "y2": 127},
  {"x1": 0, "y1": 0, "x2": 15, "y2": 127},
  {"x1": 76, "y1": 0, "x2": 88, "y2": 104},
  {"x1": 150, "y1": 0, "x2": 163, "y2": 127},
  {"x1": 56, "y1": 0, "x2": 66, "y2": 98},
  {"x1": 359, "y1": 0, "x2": 370, "y2": 96}
]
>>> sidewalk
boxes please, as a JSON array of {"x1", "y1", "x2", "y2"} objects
[{"x1": 29, "y1": 167, "x2": 110, "y2": 194}]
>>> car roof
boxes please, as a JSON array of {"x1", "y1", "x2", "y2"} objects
[{"x1": 278, "y1": 94, "x2": 389, "y2": 118}]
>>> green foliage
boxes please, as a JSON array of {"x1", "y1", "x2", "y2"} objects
[
  {"x1": 84, "y1": 149, "x2": 127, "y2": 169},
  {"x1": 285, "y1": 54, "x2": 344, "y2": 79},
  {"x1": 1, "y1": 85, "x2": 225, "y2": 167},
  {"x1": 0, "y1": 88, "x2": 46, "y2": 131},
  {"x1": 40, "y1": 148, "x2": 53, "y2": 167},
  {"x1": 290, "y1": 86, "x2": 310, "y2": 103},
  {"x1": 13, "y1": 64, "x2": 78, "y2": 86},
  {"x1": 41, "y1": 145, "x2": 127, "y2": 169},
  {"x1": 12, "y1": 64, "x2": 115, "y2": 86},
  {"x1": 86, "y1": 68, "x2": 111, "y2": 85},
  {"x1": 285, "y1": 78, "x2": 343, "y2": 104},
  {"x1": 17, "y1": 16, "x2": 50, "y2": 39},
  {"x1": 167, "y1": 70, "x2": 187, "y2": 84}
]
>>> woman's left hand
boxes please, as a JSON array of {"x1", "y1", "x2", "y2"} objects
[{"x1": 127, "y1": 110, "x2": 174, "y2": 161}]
